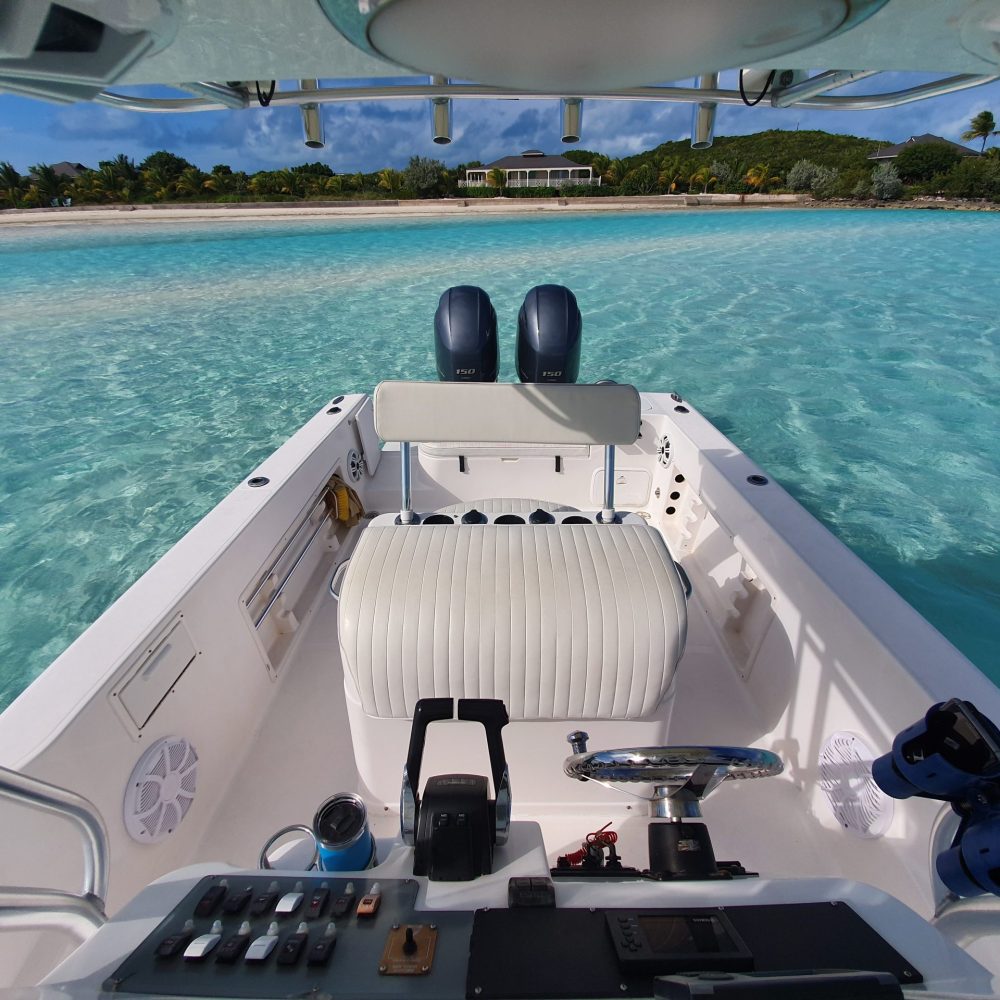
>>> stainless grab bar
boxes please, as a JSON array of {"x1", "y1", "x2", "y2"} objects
[
  {"x1": 0, "y1": 765, "x2": 110, "y2": 907},
  {"x1": 253, "y1": 513, "x2": 332, "y2": 628},
  {"x1": 0, "y1": 886, "x2": 106, "y2": 939},
  {"x1": 245, "y1": 493, "x2": 330, "y2": 609}
]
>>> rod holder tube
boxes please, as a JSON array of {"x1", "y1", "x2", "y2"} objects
[
  {"x1": 0, "y1": 765, "x2": 109, "y2": 905},
  {"x1": 299, "y1": 79, "x2": 325, "y2": 148},
  {"x1": 690, "y1": 72, "x2": 718, "y2": 149},
  {"x1": 430, "y1": 74, "x2": 452, "y2": 144},
  {"x1": 400, "y1": 441, "x2": 414, "y2": 523},
  {"x1": 599, "y1": 444, "x2": 616, "y2": 523},
  {"x1": 561, "y1": 97, "x2": 583, "y2": 143}
]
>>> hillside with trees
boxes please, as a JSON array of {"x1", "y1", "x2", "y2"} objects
[{"x1": 2, "y1": 124, "x2": 998, "y2": 209}]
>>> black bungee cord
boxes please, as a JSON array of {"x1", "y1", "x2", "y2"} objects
[
  {"x1": 256, "y1": 80, "x2": 276, "y2": 107},
  {"x1": 739, "y1": 69, "x2": 776, "y2": 107}
]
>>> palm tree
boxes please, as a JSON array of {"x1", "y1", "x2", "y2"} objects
[
  {"x1": 745, "y1": 162, "x2": 782, "y2": 192},
  {"x1": 0, "y1": 161, "x2": 25, "y2": 207},
  {"x1": 658, "y1": 155, "x2": 686, "y2": 193},
  {"x1": 378, "y1": 168, "x2": 403, "y2": 194},
  {"x1": 174, "y1": 166, "x2": 209, "y2": 199},
  {"x1": 94, "y1": 155, "x2": 142, "y2": 203},
  {"x1": 28, "y1": 163, "x2": 65, "y2": 206},
  {"x1": 603, "y1": 158, "x2": 626, "y2": 186},
  {"x1": 962, "y1": 110, "x2": 999, "y2": 153},
  {"x1": 487, "y1": 168, "x2": 506, "y2": 194},
  {"x1": 689, "y1": 164, "x2": 717, "y2": 194},
  {"x1": 141, "y1": 163, "x2": 176, "y2": 200},
  {"x1": 589, "y1": 153, "x2": 610, "y2": 181}
]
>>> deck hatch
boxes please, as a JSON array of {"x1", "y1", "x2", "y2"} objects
[{"x1": 114, "y1": 617, "x2": 196, "y2": 731}]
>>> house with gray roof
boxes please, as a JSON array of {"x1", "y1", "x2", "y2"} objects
[
  {"x1": 49, "y1": 161, "x2": 90, "y2": 178},
  {"x1": 867, "y1": 134, "x2": 979, "y2": 161},
  {"x1": 462, "y1": 150, "x2": 598, "y2": 189}
]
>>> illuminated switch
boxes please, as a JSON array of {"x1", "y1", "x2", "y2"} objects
[
  {"x1": 184, "y1": 921, "x2": 223, "y2": 961},
  {"x1": 276, "y1": 882, "x2": 305, "y2": 916},
  {"x1": 245, "y1": 922, "x2": 280, "y2": 963}
]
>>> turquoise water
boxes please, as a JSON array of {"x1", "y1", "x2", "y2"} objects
[{"x1": 0, "y1": 208, "x2": 998, "y2": 709}]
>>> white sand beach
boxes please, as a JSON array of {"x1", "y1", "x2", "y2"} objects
[{"x1": 0, "y1": 193, "x2": 809, "y2": 226}]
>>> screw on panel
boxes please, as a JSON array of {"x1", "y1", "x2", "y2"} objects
[
  {"x1": 474, "y1": 988, "x2": 483, "y2": 995},
  {"x1": 421, "y1": 965, "x2": 430, "y2": 973}
]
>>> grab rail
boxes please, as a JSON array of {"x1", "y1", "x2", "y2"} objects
[
  {"x1": 252, "y1": 512, "x2": 332, "y2": 628},
  {"x1": 0, "y1": 887, "x2": 106, "y2": 939},
  {"x1": 0, "y1": 765, "x2": 109, "y2": 906}
]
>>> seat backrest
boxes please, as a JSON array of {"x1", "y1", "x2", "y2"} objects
[{"x1": 373, "y1": 380, "x2": 641, "y2": 445}]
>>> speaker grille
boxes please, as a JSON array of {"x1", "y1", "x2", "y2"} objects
[
  {"x1": 818, "y1": 731, "x2": 893, "y2": 838},
  {"x1": 123, "y1": 736, "x2": 199, "y2": 844}
]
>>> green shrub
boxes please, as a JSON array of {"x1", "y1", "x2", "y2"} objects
[
  {"x1": 871, "y1": 162, "x2": 902, "y2": 200},
  {"x1": 894, "y1": 143, "x2": 962, "y2": 182},
  {"x1": 810, "y1": 165, "x2": 839, "y2": 199},
  {"x1": 939, "y1": 157, "x2": 1000, "y2": 198},
  {"x1": 787, "y1": 159, "x2": 820, "y2": 192}
]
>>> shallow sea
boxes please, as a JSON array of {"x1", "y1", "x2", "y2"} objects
[{"x1": 0, "y1": 208, "x2": 998, "y2": 709}]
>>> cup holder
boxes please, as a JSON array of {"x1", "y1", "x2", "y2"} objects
[
  {"x1": 423, "y1": 514, "x2": 455, "y2": 525},
  {"x1": 562, "y1": 515, "x2": 593, "y2": 524},
  {"x1": 495, "y1": 514, "x2": 526, "y2": 525}
]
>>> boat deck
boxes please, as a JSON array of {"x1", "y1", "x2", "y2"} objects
[{"x1": 192, "y1": 565, "x2": 887, "y2": 892}]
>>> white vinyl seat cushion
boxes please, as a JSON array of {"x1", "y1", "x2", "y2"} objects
[
  {"x1": 338, "y1": 524, "x2": 687, "y2": 720},
  {"x1": 436, "y1": 498, "x2": 573, "y2": 515}
]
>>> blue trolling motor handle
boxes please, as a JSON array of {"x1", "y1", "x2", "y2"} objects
[{"x1": 872, "y1": 698, "x2": 1000, "y2": 897}]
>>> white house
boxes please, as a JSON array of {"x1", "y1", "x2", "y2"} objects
[{"x1": 461, "y1": 149, "x2": 599, "y2": 189}]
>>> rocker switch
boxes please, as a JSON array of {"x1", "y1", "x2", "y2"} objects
[
  {"x1": 245, "y1": 922, "x2": 280, "y2": 963},
  {"x1": 184, "y1": 921, "x2": 223, "y2": 961},
  {"x1": 193, "y1": 883, "x2": 227, "y2": 918},
  {"x1": 276, "y1": 891, "x2": 304, "y2": 915}
]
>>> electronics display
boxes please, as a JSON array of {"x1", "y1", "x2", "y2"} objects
[{"x1": 607, "y1": 911, "x2": 753, "y2": 975}]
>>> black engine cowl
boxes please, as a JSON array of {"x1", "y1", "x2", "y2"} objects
[
  {"x1": 516, "y1": 284, "x2": 582, "y2": 384},
  {"x1": 434, "y1": 285, "x2": 498, "y2": 382}
]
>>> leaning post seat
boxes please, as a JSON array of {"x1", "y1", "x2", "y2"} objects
[
  {"x1": 338, "y1": 522, "x2": 688, "y2": 719},
  {"x1": 337, "y1": 381, "x2": 689, "y2": 722}
]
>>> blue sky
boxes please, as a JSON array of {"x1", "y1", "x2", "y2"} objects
[{"x1": 1, "y1": 72, "x2": 998, "y2": 174}]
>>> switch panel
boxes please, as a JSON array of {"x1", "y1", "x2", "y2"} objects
[{"x1": 103, "y1": 874, "x2": 472, "y2": 998}]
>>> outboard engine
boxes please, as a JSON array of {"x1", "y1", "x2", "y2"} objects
[
  {"x1": 516, "y1": 284, "x2": 582, "y2": 383},
  {"x1": 434, "y1": 285, "x2": 498, "y2": 382}
]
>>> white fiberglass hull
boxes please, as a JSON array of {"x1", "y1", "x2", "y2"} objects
[{"x1": 0, "y1": 389, "x2": 997, "y2": 994}]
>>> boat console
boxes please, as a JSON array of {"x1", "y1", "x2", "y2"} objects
[
  {"x1": 40, "y1": 700, "x2": 996, "y2": 1000},
  {"x1": 87, "y1": 868, "x2": 926, "y2": 1000}
]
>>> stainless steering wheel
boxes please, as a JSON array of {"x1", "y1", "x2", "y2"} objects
[{"x1": 564, "y1": 734, "x2": 782, "y2": 819}]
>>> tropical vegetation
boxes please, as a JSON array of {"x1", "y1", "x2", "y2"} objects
[{"x1": 2, "y1": 112, "x2": 999, "y2": 210}]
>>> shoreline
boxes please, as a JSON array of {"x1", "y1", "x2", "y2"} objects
[{"x1": 0, "y1": 193, "x2": 996, "y2": 227}]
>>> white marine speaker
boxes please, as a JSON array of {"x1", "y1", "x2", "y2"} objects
[
  {"x1": 123, "y1": 736, "x2": 199, "y2": 844},
  {"x1": 818, "y1": 731, "x2": 893, "y2": 838}
]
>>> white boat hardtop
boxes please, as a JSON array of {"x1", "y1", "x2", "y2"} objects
[{"x1": 2, "y1": 3, "x2": 1000, "y2": 998}]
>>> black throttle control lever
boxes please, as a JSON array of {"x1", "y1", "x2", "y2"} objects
[{"x1": 400, "y1": 698, "x2": 511, "y2": 881}]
